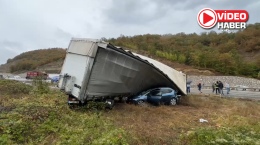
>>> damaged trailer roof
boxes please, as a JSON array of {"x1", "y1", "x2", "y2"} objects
[
  {"x1": 126, "y1": 51, "x2": 187, "y2": 95},
  {"x1": 61, "y1": 38, "x2": 187, "y2": 101}
]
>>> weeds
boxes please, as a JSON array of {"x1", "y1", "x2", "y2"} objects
[
  {"x1": 0, "y1": 80, "x2": 31, "y2": 95},
  {"x1": 0, "y1": 80, "x2": 130, "y2": 144},
  {"x1": 0, "y1": 80, "x2": 259, "y2": 144},
  {"x1": 180, "y1": 126, "x2": 260, "y2": 145},
  {"x1": 104, "y1": 95, "x2": 260, "y2": 144},
  {"x1": 32, "y1": 78, "x2": 50, "y2": 94},
  {"x1": 86, "y1": 101, "x2": 107, "y2": 110}
]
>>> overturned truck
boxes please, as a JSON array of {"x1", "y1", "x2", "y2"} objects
[{"x1": 58, "y1": 38, "x2": 187, "y2": 107}]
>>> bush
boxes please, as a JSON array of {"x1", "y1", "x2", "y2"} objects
[
  {"x1": 32, "y1": 78, "x2": 50, "y2": 94},
  {"x1": 0, "y1": 80, "x2": 31, "y2": 95}
]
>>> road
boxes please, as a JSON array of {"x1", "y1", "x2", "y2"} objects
[
  {"x1": 1, "y1": 73, "x2": 60, "y2": 85},
  {"x1": 190, "y1": 88, "x2": 260, "y2": 101}
]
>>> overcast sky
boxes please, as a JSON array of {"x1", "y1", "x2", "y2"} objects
[{"x1": 0, "y1": 0, "x2": 259, "y2": 64}]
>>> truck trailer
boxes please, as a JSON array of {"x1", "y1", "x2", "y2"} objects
[
  {"x1": 26, "y1": 71, "x2": 48, "y2": 80},
  {"x1": 58, "y1": 38, "x2": 187, "y2": 107}
]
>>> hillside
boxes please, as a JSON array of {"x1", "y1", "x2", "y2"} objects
[
  {"x1": 0, "y1": 23, "x2": 259, "y2": 78},
  {"x1": 107, "y1": 23, "x2": 260, "y2": 78},
  {"x1": 0, "y1": 48, "x2": 219, "y2": 76},
  {"x1": 0, "y1": 48, "x2": 66, "y2": 73}
]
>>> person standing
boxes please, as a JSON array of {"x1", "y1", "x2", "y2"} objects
[
  {"x1": 212, "y1": 82, "x2": 215, "y2": 93},
  {"x1": 197, "y1": 83, "x2": 202, "y2": 93},
  {"x1": 219, "y1": 81, "x2": 224, "y2": 95},
  {"x1": 215, "y1": 81, "x2": 219, "y2": 95},
  {"x1": 225, "y1": 82, "x2": 230, "y2": 95},
  {"x1": 187, "y1": 83, "x2": 191, "y2": 94}
]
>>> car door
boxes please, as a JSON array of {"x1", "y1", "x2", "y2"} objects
[
  {"x1": 147, "y1": 89, "x2": 162, "y2": 104},
  {"x1": 161, "y1": 88, "x2": 174, "y2": 103}
]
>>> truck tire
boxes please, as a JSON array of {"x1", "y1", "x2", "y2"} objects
[{"x1": 105, "y1": 99, "x2": 115, "y2": 110}]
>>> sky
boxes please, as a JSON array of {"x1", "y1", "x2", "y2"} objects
[{"x1": 0, "y1": 0, "x2": 259, "y2": 65}]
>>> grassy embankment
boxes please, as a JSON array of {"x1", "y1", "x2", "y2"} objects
[{"x1": 0, "y1": 79, "x2": 259, "y2": 144}]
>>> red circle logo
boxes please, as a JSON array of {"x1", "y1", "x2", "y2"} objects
[{"x1": 197, "y1": 8, "x2": 217, "y2": 29}]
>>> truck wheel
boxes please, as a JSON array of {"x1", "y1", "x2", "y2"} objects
[{"x1": 105, "y1": 99, "x2": 115, "y2": 110}]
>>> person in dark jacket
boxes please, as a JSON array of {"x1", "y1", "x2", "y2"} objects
[
  {"x1": 197, "y1": 83, "x2": 202, "y2": 93},
  {"x1": 219, "y1": 81, "x2": 224, "y2": 95}
]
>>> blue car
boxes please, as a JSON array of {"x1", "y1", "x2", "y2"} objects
[
  {"x1": 128, "y1": 87, "x2": 180, "y2": 106},
  {"x1": 51, "y1": 76, "x2": 60, "y2": 83},
  {"x1": 128, "y1": 89, "x2": 151, "y2": 105}
]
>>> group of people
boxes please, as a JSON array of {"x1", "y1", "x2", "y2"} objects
[
  {"x1": 186, "y1": 82, "x2": 203, "y2": 94},
  {"x1": 212, "y1": 81, "x2": 230, "y2": 95},
  {"x1": 186, "y1": 81, "x2": 231, "y2": 95}
]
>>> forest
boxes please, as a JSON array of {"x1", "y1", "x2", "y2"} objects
[
  {"x1": 5, "y1": 23, "x2": 260, "y2": 78},
  {"x1": 107, "y1": 23, "x2": 260, "y2": 78}
]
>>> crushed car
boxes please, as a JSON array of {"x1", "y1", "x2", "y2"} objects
[{"x1": 128, "y1": 87, "x2": 181, "y2": 106}]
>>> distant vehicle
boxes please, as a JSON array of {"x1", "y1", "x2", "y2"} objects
[
  {"x1": 6, "y1": 75, "x2": 27, "y2": 82},
  {"x1": 51, "y1": 76, "x2": 60, "y2": 83},
  {"x1": 234, "y1": 85, "x2": 249, "y2": 91},
  {"x1": 128, "y1": 87, "x2": 180, "y2": 106},
  {"x1": 26, "y1": 71, "x2": 48, "y2": 80},
  {"x1": 13, "y1": 75, "x2": 21, "y2": 79}
]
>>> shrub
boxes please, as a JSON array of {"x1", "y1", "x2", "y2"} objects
[
  {"x1": 32, "y1": 78, "x2": 50, "y2": 94},
  {"x1": 0, "y1": 80, "x2": 31, "y2": 95}
]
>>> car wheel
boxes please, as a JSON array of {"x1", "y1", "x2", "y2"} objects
[
  {"x1": 137, "y1": 100, "x2": 144, "y2": 105},
  {"x1": 169, "y1": 98, "x2": 177, "y2": 106}
]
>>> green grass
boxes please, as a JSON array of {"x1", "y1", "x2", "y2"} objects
[
  {"x1": 0, "y1": 80, "x2": 31, "y2": 95},
  {"x1": 0, "y1": 80, "x2": 129, "y2": 145},
  {"x1": 0, "y1": 79, "x2": 259, "y2": 144},
  {"x1": 180, "y1": 126, "x2": 260, "y2": 145}
]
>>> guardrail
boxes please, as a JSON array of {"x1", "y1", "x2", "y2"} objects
[{"x1": 190, "y1": 85, "x2": 260, "y2": 92}]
